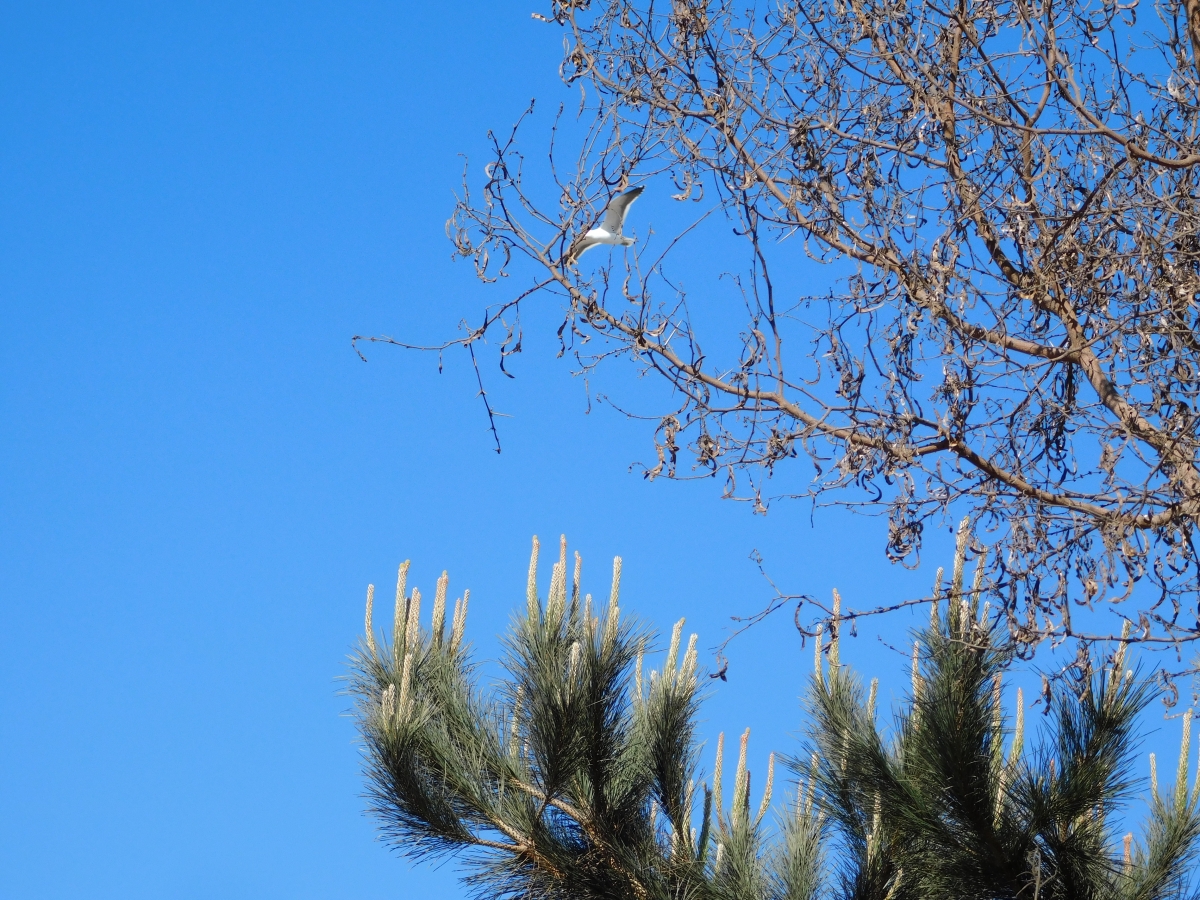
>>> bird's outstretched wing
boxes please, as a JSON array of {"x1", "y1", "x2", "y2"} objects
[
  {"x1": 601, "y1": 185, "x2": 644, "y2": 233},
  {"x1": 566, "y1": 234, "x2": 601, "y2": 264}
]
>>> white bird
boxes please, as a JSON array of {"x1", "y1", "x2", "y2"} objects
[{"x1": 567, "y1": 185, "x2": 644, "y2": 263}]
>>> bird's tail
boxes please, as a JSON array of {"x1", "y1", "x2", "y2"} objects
[{"x1": 620, "y1": 236, "x2": 636, "y2": 246}]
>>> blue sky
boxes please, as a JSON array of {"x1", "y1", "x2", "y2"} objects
[{"x1": 0, "y1": 4, "x2": 1190, "y2": 898}]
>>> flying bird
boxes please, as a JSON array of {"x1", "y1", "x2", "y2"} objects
[{"x1": 567, "y1": 185, "x2": 644, "y2": 263}]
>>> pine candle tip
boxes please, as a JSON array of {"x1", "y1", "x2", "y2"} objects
[
  {"x1": 365, "y1": 584, "x2": 377, "y2": 655},
  {"x1": 394, "y1": 562, "x2": 410, "y2": 651},
  {"x1": 971, "y1": 547, "x2": 987, "y2": 602},
  {"x1": 813, "y1": 623, "x2": 824, "y2": 679},
  {"x1": 952, "y1": 519, "x2": 969, "y2": 593},
  {"x1": 394, "y1": 561, "x2": 410, "y2": 608},
  {"x1": 405, "y1": 588, "x2": 422, "y2": 653},
  {"x1": 1009, "y1": 687, "x2": 1025, "y2": 764},
  {"x1": 572, "y1": 550, "x2": 582, "y2": 604},
  {"x1": 450, "y1": 589, "x2": 470, "y2": 653},
  {"x1": 756, "y1": 752, "x2": 776, "y2": 823},
  {"x1": 603, "y1": 605, "x2": 620, "y2": 650},
  {"x1": 526, "y1": 536, "x2": 541, "y2": 621},
  {"x1": 381, "y1": 683, "x2": 396, "y2": 718},
  {"x1": 732, "y1": 729, "x2": 751, "y2": 825},
  {"x1": 712, "y1": 732, "x2": 726, "y2": 802},
  {"x1": 548, "y1": 561, "x2": 566, "y2": 624},
  {"x1": 1176, "y1": 710, "x2": 1193, "y2": 808},
  {"x1": 432, "y1": 579, "x2": 448, "y2": 646},
  {"x1": 397, "y1": 652, "x2": 414, "y2": 720},
  {"x1": 666, "y1": 618, "x2": 685, "y2": 673},
  {"x1": 829, "y1": 589, "x2": 841, "y2": 669},
  {"x1": 681, "y1": 633, "x2": 698, "y2": 683}
]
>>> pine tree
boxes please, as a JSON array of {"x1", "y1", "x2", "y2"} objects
[
  {"x1": 806, "y1": 524, "x2": 1200, "y2": 900},
  {"x1": 348, "y1": 531, "x2": 1200, "y2": 900}
]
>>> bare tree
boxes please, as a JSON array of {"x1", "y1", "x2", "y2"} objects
[{"x1": 357, "y1": 0, "x2": 1200, "y2": 666}]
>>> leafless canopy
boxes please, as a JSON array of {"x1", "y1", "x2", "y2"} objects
[{"x1": 359, "y1": 0, "x2": 1200, "y2": 663}]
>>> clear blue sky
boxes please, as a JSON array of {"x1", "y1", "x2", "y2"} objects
[{"x1": 0, "y1": 4, "x2": 1187, "y2": 898}]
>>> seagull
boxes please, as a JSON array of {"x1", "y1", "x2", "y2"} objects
[{"x1": 567, "y1": 185, "x2": 644, "y2": 263}]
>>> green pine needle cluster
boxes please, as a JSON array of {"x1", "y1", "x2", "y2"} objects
[{"x1": 348, "y1": 529, "x2": 1200, "y2": 900}]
